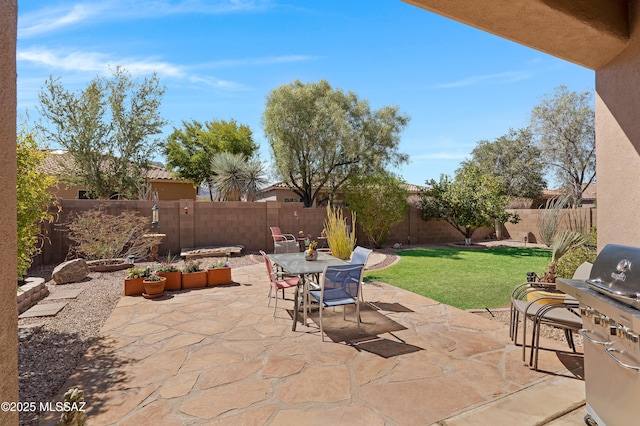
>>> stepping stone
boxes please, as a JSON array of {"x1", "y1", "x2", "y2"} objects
[
  {"x1": 46, "y1": 289, "x2": 84, "y2": 300},
  {"x1": 19, "y1": 302, "x2": 67, "y2": 319}
]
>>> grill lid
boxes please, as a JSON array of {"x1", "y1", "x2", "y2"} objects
[{"x1": 587, "y1": 244, "x2": 640, "y2": 304}]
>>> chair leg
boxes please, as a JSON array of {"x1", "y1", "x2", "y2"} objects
[
  {"x1": 320, "y1": 303, "x2": 324, "y2": 341},
  {"x1": 356, "y1": 301, "x2": 360, "y2": 331},
  {"x1": 267, "y1": 286, "x2": 273, "y2": 307},
  {"x1": 273, "y1": 288, "x2": 278, "y2": 317}
]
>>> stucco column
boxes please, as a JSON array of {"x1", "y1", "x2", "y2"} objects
[
  {"x1": 595, "y1": 4, "x2": 640, "y2": 250},
  {"x1": 0, "y1": 0, "x2": 19, "y2": 423}
]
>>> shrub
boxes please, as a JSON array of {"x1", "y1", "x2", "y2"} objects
[
  {"x1": 324, "y1": 204, "x2": 356, "y2": 260},
  {"x1": 208, "y1": 260, "x2": 228, "y2": 269},
  {"x1": 66, "y1": 207, "x2": 155, "y2": 264},
  {"x1": 157, "y1": 251, "x2": 180, "y2": 272},
  {"x1": 556, "y1": 228, "x2": 597, "y2": 279},
  {"x1": 183, "y1": 260, "x2": 202, "y2": 273},
  {"x1": 537, "y1": 195, "x2": 570, "y2": 247},
  {"x1": 127, "y1": 266, "x2": 151, "y2": 279},
  {"x1": 17, "y1": 131, "x2": 58, "y2": 278}
]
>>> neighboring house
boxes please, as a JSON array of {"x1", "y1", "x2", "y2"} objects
[
  {"x1": 529, "y1": 184, "x2": 597, "y2": 209},
  {"x1": 256, "y1": 181, "x2": 425, "y2": 205},
  {"x1": 41, "y1": 151, "x2": 197, "y2": 200}
]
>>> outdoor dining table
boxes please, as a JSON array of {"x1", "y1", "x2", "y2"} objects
[{"x1": 267, "y1": 251, "x2": 349, "y2": 331}]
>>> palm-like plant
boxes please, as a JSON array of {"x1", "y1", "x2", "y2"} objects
[
  {"x1": 244, "y1": 159, "x2": 268, "y2": 202},
  {"x1": 211, "y1": 153, "x2": 267, "y2": 201},
  {"x1": 539, "y1": 230, "x2": 587, "y2": 283}
]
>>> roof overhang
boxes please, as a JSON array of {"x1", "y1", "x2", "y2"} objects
[{"x1": 402, "y1": 0, "x2": 630, "y2": 70}]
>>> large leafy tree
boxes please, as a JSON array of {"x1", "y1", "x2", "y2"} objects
[
  {"x1": 464, "y1": 127, "x2": 546, "y2": 200},
  {"x1": 164, "y1": 119, "x2": 257, "y2": 200},
  {"x1": 17, "y1": 131, "x2": 58, "y2": 278},
  {"x1": 343, "y1": 171, "x2": 409, "y2": 248},
  {"x1": 38, "y1": 66, "x2": 167, "y2": 199},
  {"x1": 530, "y1": 85, "x2": 595, "y2": 205},
  {"x1": 262, "y1": 79, "x2": 410, "y2": 207},
  {"x1": 420, "y1": 164, "x2": 519, "y2": 241}
]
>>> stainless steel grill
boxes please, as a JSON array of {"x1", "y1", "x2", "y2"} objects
[{"x1": 558, "y1": 244, "x2": 640, "y2": 426}]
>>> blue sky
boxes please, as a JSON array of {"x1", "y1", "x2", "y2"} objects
[{"x1": 17, "y1": 0, "x2": 595, "y2": 187}]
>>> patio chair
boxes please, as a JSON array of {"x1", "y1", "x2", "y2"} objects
[
  {"x1": 260, "y1": 250, "x2": 300, "y2": 316},
  {"x1": 350, "y1": 246, "x2": 373, "y2": 306},
  {"x1": 509, "y1": 262, "x2": 591, "y2": 366},
  {"x1": 308, "y1": 264, "x2": 365, "y2": 341},
  {"x1": 270, "y1": 227, "x2": 299, "y2": 253},
  {"x1": 529, "y1": 299, "x2": 582, "y2": 370},
  {"x1": 350, "y1": 246, "x2": 373, "y2": 266}
]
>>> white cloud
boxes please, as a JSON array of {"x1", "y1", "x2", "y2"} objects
[
  {"x1": 17, "y1": 47, "x2": 245, "y2": 91},
  {"x1": 412, "y1": 152, "x2": 469, "y2": 160},
  {"x1": 19, "y1": 0, "x2": 271, "y2": 37},
  {"x1": 433, "y1": 71, "x2": 531, "y2": 89},
  {"x1": 198, "y1": 55, "x2": 316, "y2": 69}
]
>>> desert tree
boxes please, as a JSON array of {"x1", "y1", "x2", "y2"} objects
[
  {"x1": 530, "y1": 86, "x2": 595, "y2": 205},
  {"x1": 464, "y1": 127, "x2": 546, "y2": 201},
  {"x1": 263, "y1": 79, "x2": 409, "y2": 207},
  {"x1": 38, "y1": 66, "x2": 167, "y2": 199}
]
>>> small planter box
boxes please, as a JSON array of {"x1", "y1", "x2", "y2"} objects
[
  {"x1": 206, "y1": 267, "x2": 232, "y2": 286},
  {"x1": 181, "y1": 271, "x2": 207, "y2": 289},
  {"x1": 159, "y1": 271, "x2": 182, "y2": 290},
  {"x1": 124, "y1": 277, "x2": 145, "y2": 296}
]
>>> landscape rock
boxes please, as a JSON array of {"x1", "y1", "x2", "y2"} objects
[{"x1": 52, "y1": 259, "x2": 90, "y2": 284}]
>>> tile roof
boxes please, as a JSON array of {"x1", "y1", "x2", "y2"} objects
[{"x1": 40, "y1": 151, "x2": 188, "y2": 182}]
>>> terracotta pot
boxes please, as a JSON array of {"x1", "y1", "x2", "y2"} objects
[
  {"x1": 143, "y1": 277, "x2": 166, "y2": 296},
  {"x1": 206, "y1": 267, "x2": 232, "y2": 286},
  {"x1": 124, "y1": 277, "x2": 145, "y2": 296},
  {"x1": 158, "y1": 271, "x2": 181, "y2": 290},
  {"x1": 181, "y1": 271, "x2": 207, "y2": 289}
]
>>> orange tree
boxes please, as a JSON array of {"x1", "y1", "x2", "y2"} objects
[{"x1": 420, "y1": 164, "x2": 519, "y2": 241}]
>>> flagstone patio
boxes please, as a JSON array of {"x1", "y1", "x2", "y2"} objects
[{"x1": 40, "y1": 261, "x2": 585, "y2": 425}]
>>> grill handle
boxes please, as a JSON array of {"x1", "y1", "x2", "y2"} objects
[
  {"x1": 605, "y1": 347, "x2": 640, "y2": 371},
  {"x1": 578, "y1": 329, "x2": 614, "y2": 346}
]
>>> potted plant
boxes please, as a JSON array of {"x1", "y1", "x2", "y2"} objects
[
  {"x1": 143, "y1": 271, "x2": 166, "y2": 299},
  {"x1": 124, "y1": 266, "x2": 151, "y2": 296},
  {"x1": 181, "y1": 260, "x2": 207, "y2": 289},
  {"x1": 304, "y1": 239, "x2": 318, "y2": 261},
  {"x1": 206, "y1": 260, "x2": 232, "y2": 286},
  {"x1": 156, "y1": 252, "x2": 181, "y2": 290}
]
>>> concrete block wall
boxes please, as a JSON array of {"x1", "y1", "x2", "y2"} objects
[
  {"x1": 503, "y1": 208, "x2": 596, "y2": 244},
  {"x1": 33, "y1": 200, "x2": 596, "y2": 267}
]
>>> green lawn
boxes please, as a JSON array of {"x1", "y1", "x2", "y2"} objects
[{"x1": 364, "y1": 246, "x2": 551, "y2": 310}]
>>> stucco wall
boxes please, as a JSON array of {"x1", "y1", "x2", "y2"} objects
[
  {"x1": 0, "y1": 0, "x2": 19, "y2": 422},
  {"x1": 595, "y1": 2, "x2": 640, "y2": 249}
]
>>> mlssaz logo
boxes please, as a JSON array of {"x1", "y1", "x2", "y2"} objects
[{"x1": 611, "y1": 259, "x2": 632, "y2": 282}]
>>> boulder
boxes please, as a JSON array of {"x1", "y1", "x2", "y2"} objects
[{"x1": 52, "y1": 259, "x2": 90, "y2": 284}]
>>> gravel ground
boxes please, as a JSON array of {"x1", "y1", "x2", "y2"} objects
[{"x1": 16, "y1": 242, "x2": 565, "y2": 425}]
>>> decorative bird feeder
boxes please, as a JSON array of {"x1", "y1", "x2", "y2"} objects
[{"x1": 151, "y1": 204, "x2": 159, "y2": 228}]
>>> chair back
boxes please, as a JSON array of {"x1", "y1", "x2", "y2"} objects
[
  {"x1": 260, "y1": 250, "x2": 276, "y2": 282},
  {"x1": 270, "y1": 227, "x2": 283, "y2": 241},
  {"x1": 322, "y1": 264, "x2": 364, "y2": 298},
  {"x1": 572, "y1": 262, "x2": 593, "y2": 280},
  {"x1": 350, "y1": 246, "x2": 373, "y2": 266}
]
